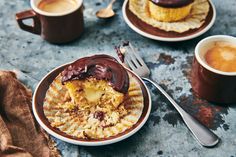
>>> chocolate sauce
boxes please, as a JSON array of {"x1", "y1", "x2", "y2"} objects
[
  {"x1": 94, "y1": 111, "x2": 105, "y2": 121},
  {"x1": 115, "y1": 46, "x2": 125, "y2": 63},
  {"x1": 61, "y1": 55, "x2": 129, "y2": 93},
  {"x1": 151, "y1": 0, "x2": 193, "y2": 8},
  {"x1": 114, "y1": 41, "x2": 130, "y2": 63}
]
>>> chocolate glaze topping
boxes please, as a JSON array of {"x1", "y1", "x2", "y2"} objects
[
  {"x1": 151, "y1": 0, "x2": 194, "y2": 8},
  {"x1": 61, "y1": 55, "x2": 129, "y2": 93},
  {"x1": 114, "y1": 41, "x2": 130, "y2": 63}
]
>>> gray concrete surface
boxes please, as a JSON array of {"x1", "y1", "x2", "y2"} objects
[{"x1": 0, "y1": 0, "x2": 236, "y2": 156}]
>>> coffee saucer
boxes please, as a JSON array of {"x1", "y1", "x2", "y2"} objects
[{"x1": 122, "y1": 0, "x2": 216, "y2": 42}]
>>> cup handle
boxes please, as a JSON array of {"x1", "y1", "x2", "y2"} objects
[{"x1": 16, "y1": 10, "x2": 41, "y2": 35}]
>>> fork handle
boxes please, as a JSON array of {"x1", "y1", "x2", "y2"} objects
[{"x1": 142, "y1": 77, "x2": 220, "y2": 147}]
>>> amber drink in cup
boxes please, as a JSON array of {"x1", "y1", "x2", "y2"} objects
[{"x1": 192, "y1": 35, "x2": 236, "y2": 103}]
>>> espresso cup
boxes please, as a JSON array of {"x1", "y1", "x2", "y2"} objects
[
  {"x1": 16, "y1": 0, "x2": 84, "y2": 44},
  {"x1": 191, "y1": 35, "x2": 236, "y2": 104}
]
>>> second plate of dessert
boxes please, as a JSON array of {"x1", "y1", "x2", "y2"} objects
[
  {"x1": 32, "y1": 55, "x2": 151, "y2": 146},
  {"x1": 123, "y1": 0, "x2": 216, "y2": 42}
]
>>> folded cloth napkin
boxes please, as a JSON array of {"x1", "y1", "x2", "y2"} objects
[{"x1": 0, "y1": 71, "x2": 61, "y2": 157}]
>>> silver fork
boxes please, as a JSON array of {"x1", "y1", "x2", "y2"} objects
[{"x1": 118, "y1": 43, "x2": 219, "y2": 147}]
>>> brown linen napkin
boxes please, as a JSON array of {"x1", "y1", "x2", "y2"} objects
[{"x1": 0, "y1": 71, "x2": 61, "y2": 157}]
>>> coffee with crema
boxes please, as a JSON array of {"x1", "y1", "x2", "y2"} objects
[
  {"x1": 38, "y1": 0, "x2": 78, "y2": 13},
  {"x1": 205, "y1": 42, "x2": 236, "y2": 72}
]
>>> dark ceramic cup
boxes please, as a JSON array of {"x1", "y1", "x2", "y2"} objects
[
  {"x1": 16, "y1": 0, "x2": 84, "y2": 44},
  {"x1": 191, "y1": 35, "x2": 236, "y2": 104}
]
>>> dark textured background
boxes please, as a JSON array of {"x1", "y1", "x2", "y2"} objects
[{"x1": 0, "y1": 0, "x2": 236, "y2": 156}]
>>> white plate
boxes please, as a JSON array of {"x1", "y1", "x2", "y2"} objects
[
  {"x1": 32, "y1": 61, "x2": 151, "y2": 146},
  {"x1": 122, "y1": 0, "x2": 216, "y2": 42}
]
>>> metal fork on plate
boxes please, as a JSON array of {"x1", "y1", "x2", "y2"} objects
[{"x1": 117, "y1": 42, "x2": 219, "y2": 147}]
